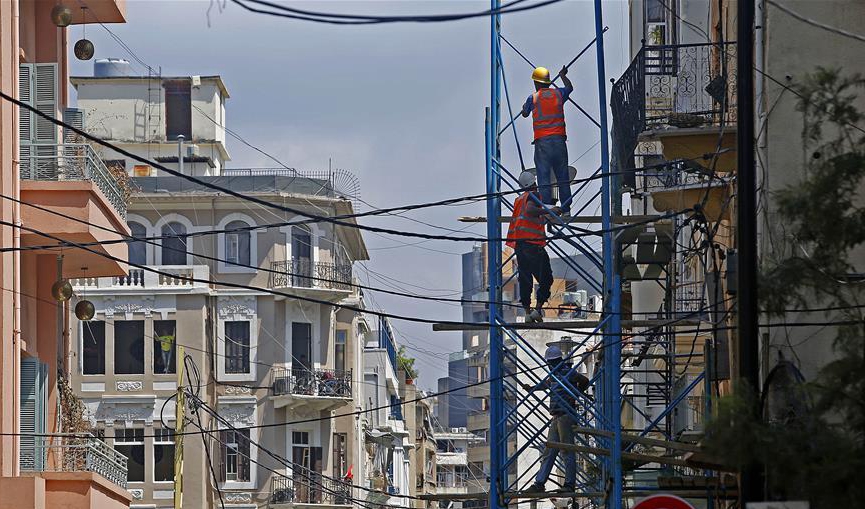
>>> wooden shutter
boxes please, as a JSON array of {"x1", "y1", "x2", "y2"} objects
[
  {"x1": 34, "y1": 63, "x2": 58, "y2": 144},
  {"x1": 18, "y1": 65, "x2": 32, "y2": 178},
  {"x1": 63, "y1": 108, "x2": 84, "y2": 143},
  {"x1": 20, "y1": 357, "x2": 48, "y2": 471}
]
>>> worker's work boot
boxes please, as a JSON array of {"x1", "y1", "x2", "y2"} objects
[
  {"x1": 529, "y1": 309, "x2": 544, "y2": 323},
  {"x1": 527, "y1": 482, "x2": 545, "y2": 493}
]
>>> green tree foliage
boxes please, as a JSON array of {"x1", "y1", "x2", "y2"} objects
[
  {"x1": 706, "y1": 68, "x2": 865, "y2": 507},
  {"x1": 397, "y1": 345, "x2": 419, "y2": 379}
]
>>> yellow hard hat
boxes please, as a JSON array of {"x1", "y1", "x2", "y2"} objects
[{"x1": 532, "y1": 66, "x2": 551, "y2": 84}]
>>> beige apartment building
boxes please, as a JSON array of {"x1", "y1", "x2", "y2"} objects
[{"x1": 67, "y1": 70, "x2": 370, "y2": 508}]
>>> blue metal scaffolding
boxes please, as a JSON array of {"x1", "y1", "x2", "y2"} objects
[{"x1": 484, "y1": 0, "x2": 622, "y2": 508}]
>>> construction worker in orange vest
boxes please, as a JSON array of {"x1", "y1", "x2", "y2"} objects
[
  {"x1": 507, "y1": 171, "x2": 554, "y2": 323},
  {"x1": 521, "y1": 66, "x2": 573, "y2": 219}
]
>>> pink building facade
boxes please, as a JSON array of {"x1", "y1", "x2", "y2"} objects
[{"x1": 0, "y1": 2, "x2": 132, "y2": 508}]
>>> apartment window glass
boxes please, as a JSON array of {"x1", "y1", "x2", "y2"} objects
[
  {"x1": 82, "y1": 321, "x2": 105, "y2": 375},
  {"x1": 165, "y1": 80, "x2": 191, "y2": 141},
  {"x1": 114, "y1": 428, "x2": 145, "y2": 482},
  {"x1": 225, "y1": 321, "x2": 250, "y2": 374},
  {"x1": 127, "y1": 222, "x2": 147, "y2": 265},
  {"x1": 335, "y1": 330, "x2": 347, "y2": 373},
  {"x1": 153, "y1": 320, "x2": 176, "y2": 375},
  {"x1": 225, "y1": 220, "x2": 251, "y2": 266},
  {"x1": 221, "y1": 429, "x2": 250, "y2": 482},
  {"x1": 646, "y1": 0, "x2": 666, "y2": 22},
  {"x1": 114, "y1": 321, "x2": 144, "y2": 375},
  {"x1": 161, "y1": 222, "x2": 187, "y2": 265},
  {"x1": 153, "y1": 428, "x2": 175, "y2": 482}
]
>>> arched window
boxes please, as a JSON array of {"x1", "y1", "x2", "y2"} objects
[
  {"x1": 161, "y1": 222, "x2": 187, "y2": 265},
  {"x1": 127, "y1": 222, "x2": 147, "y2": 265},
  {"x1": 225, "y1": 220, "x2": 251, "y2": 266}
]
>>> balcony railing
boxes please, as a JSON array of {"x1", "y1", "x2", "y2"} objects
[
  {"x1": 436, "y1": 471, "x2": 469, "y2": 488},
  {"x1": 222, "y1": 167, "x2": 360, "y2": 208},
  {"x1": 270, "y1": 259, "x2": 352, "y2": 291},
  {"x1": 72, "y1": 265, "x2": 210, "y2": 291},
  {"x1": 270, "y1": 472, "x2": 352, "y2": 506},
  {"x1": 19, "y1": 143, "x2": 128, "y2": 219},
  {"x1": 272, "y1": 367, "x2": 352, "y2": 399},
  {"x1": 611, "y1": 42, "x2": 737, "y2": 173},
  {"x1": 20, "y1": 434, "x2": 128, "y2": 489}
]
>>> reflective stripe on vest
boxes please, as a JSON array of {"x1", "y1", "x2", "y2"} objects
[
  {"x1": 532, "y1": 88, "x2": 566, "y2": 140},
  {"x1": 506, "y1": 193, "x2": 546, "y2": 248}
]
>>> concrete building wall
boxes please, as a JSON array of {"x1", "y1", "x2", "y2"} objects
[{"x1": 761, "y1": 0, "x2": 865, "y2": 380}]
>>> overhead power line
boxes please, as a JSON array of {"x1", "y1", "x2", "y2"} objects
[
  {"x1": 767, "y1": 0, "x2": 865, "y2": 44},
  {"x1": 228, "y1": 0, "x2": 565, "y2": 25}
]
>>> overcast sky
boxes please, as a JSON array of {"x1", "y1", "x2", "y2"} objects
[{"x1": 70, "y1": 0, "x2": 631, "y2": 388}]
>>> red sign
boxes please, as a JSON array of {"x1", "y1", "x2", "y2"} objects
[{"x1": 633, "y1": 494, "x2": 696, "y2": 509}]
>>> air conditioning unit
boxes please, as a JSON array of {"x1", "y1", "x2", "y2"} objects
[
  {"x1": 563, "y1": 290, "x2": 588, "y2": 308},
  {"x1": 458, "y1": 427, "x2": 468, "y2": 433},
  {"x1": 186, "y1": 144, "x2": 200, "y2": 157}
]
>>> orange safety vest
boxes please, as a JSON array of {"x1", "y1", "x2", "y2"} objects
[
  {"x1": 506, "y1": 192, "x2": 546, "y2": 249},
  {"x1": 532, "y1": 88, "x2": 567, "y2": 140}
]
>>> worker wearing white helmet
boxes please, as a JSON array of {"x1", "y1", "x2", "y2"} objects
[
  {"x1": 506, "y1": 171, "x2": 555, "y2": 323},
  {"x1": 522, "y1": 345, "x2": 591, "y2": 494}
]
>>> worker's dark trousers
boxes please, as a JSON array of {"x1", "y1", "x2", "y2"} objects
[
  {"x1": 535, "y1": 135, "x2": 573, "y2": 212},
  {"x1": 515, "y1": 241, "x2": 553, "y2": 309}
]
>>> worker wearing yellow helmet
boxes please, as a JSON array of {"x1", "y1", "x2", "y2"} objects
[{"x1": 521, "y1": 65, "x2": 574, "y2": 219}]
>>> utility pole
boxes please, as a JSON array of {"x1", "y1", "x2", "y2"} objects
[{"x1": 736, "y1": 0, "x2": 761, "y2": 504}]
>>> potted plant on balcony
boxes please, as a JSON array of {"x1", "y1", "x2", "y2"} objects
[{"x1": 397, "y1": 346, "x2": 419, "y2": 385}]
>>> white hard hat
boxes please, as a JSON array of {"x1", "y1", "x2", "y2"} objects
[
  {"x1": 544, "y1": 345, "x2": 563, "y2": 361},
  {"x1": 518, "y1": 171, "x2": 536, "y2": 189}
]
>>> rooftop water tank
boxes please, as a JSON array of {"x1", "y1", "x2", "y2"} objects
[{"x1": 94, "y1": 58, "x2": 133, "y2": 77}]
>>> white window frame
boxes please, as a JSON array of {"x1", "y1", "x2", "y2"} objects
[
  {"x1": 216, "y1": 213, "x2": 258, "y2": 274},
  {"x1": 218, "y1": 397, "x2": 257, "y2": 490},
  {"x1": 153, "y1": 213, "x2": 197, "y2": 266},
  {"x1": 152, "y1": 427, "x2": 175, "y2": 484},
  {"x1": 115, "y1": 427, "x2": 146, "y2": 484},
  {"x1": 216, "y1": 297, "x2": 257, "y2": 382},
  {"x1": 126, "y1": 214, "x2": 153, "y2": 265}
]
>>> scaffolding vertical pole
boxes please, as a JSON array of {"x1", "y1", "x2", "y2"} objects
[
  {"x1": 593, "y1": 0, "x2": 621, "y2": 507},
  {"x1": 487, "y1": 0, "x2": 504, "y2": 507}
]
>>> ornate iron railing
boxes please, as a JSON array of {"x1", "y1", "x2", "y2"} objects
[
  {"x1": 611, "y1": 42, "x2": 737, "y2": 180},
  {"x1": 271, "y1": 367, "x2": 353, "y2": 399},
  {"x1": 19, "y1": 143, "x2": 128, "y2": 219},
  {"x1": 270, "y1": 259, "x2": 352, "y2": 291},
  {"x1": 20, "y1": 433, "x2": 128, "y2": 489},
  {"x1": 270, "y1": 471, "x2": 352, "y2": 506}
]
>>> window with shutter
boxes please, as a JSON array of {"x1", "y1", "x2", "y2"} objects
[
  {"x1": 34, "y1": 64, "x2": 58, "y2": 144},
  {"x1": 20, "y1": 357, "x2": 48, "y2": 471},
  {"x1": 63, "y1": 108, "x2": 84, "y2": 143},
  {"x1": 18, "y1": 63, "x2": 58, "y2": 180}
]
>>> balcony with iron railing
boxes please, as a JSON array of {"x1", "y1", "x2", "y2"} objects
[
  {"x1": 270, "y1": 367, "x2": 353, "y2": 411},
  {"x1": 611, "y1": 42, "x2": 738, "y2": 179},
  {"x1": 19, "y1": 143, "x2": 132, "y2": 278},
  {"x1": 269, "y1": 259, "x2": 353, "y2": 300},
  {"x1": 20, "y1": 433, "x2": 128, "y2": 489},
  {"x1": 20, "y1": 143, "x2": 128, "y2": 219},
  {"x1": 269, "y1": 471, "x2": 352, "y2": 508}
]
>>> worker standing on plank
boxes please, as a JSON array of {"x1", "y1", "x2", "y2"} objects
[
  {"x1": 507, "y1": 171, "x2": 554, "y2": 323},
  {"x1": 523, "y1": 345, "x2": 591, "y2": 494},
  {"x1": 521, "y1": 66, "x2": 574, "y2": 219}
]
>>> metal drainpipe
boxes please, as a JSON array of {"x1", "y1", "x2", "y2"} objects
[{"x1": 177, "y1": 134, "x2": 185, "y2": 175}]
